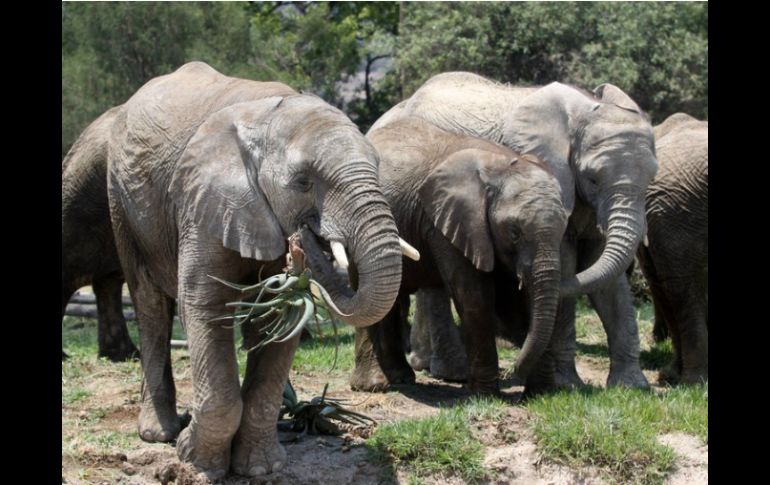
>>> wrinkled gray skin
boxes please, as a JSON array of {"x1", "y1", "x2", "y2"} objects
[
  {"x1": 406, "y1": 285, "x2": 468, "y2": 381},
  {"x1": 106, "y1": 62, "x2": 402, "y2": 479},
  {"x1": 349, "y1": 117, "x2": 567, "y2": 394},
  {"x1": 62, "y1": 105, "x2": 139, "y2": 362},
  {"x1": 637, "y1": 113, "x2": 708, "y2": 384},
  {"x1": 363, "y1": 72, "x2": 658, "y2": 390}
]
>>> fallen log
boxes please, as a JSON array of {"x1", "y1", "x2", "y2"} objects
[
  {"x1": 65, "y1": 303, "x2": 136, "y2": 321},
  {"x1": 70, "y1": 293, "x2": 133, "y2": 305}
]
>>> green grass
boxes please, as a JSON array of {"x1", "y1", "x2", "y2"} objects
[
  {"x1": 291, "y1": 325, "x2": 355, "y2": 373},
  {"x1": 232, "y1": 321, "x2": 356, "y2": 377},
  {"x1": 367, "y1": 396, "x2": 507, "y2": 482},
  {"x1": 526, "y1": 384, "x2": 708, "y2": 484},
  {"x1": 63, "y1": 386, "x2": 93, "y2": 405}
]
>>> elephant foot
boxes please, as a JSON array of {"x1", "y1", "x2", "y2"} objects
[
  {"x1": 231, "y1": 431, "x2": 287, "y2": 477},
  {"x1": 407, "y1": 351, "x2": 430, "y2": 372},
  {"x1": 99, "y1": 343, "x2": 140, "y2": 363},
  {"x1": 350, "y1": 361, "x2": 415, "y2": 392},
  {"x1": 658, "y1": 363, "x2": 681, "y2": 385},
  {"x1": 350, "y1": 362, "x2": 390, "y2": 392},
  {"x1": 138, "y1": 400, "x2": 181, "y2": 443},
  {"x1": 554, "y1": 361, "x2": 585, "y2": 389},
  {"x1": 430, "y1": 355, "x2": 468, "y2": 382},
  {"x1": 467, "y1": 374, "x2": 499, "y2": 396},
  {"x1": 607, "y1": 363, "x2": 650, "y2": 389},
  {"x1": 522, "y1": 381, "x2": 558, "y2": 399},
  {"x1": 680, "y1": 368, "x2": 708, "y2": 385},
  {"x1": 176, "y1": 425, "x2": 229, "y2": 480}
]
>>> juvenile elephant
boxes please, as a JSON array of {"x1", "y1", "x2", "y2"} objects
[
  {"x1": 350, "y1": 116, "x2": 568, "y2": 394},
  {"x1": 359, "y1": 72, "x2": 658, "y2": 390},
  {"x1": 106, "y1": 62, "x2": 408, "y2": 479},
  {"x1": 62, "y1": 105, "x2": 139, "y2": 362},
  {"x1": 637, "y1": 113, "x2": 708, "y2": 384}
]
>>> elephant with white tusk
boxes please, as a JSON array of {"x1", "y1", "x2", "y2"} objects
[
  {"x1": 105, "y1": 62, "x2": 403, "y2": 479},
  {"x1": 359, "y1": 71, "x2": 658, "y2": 391}
]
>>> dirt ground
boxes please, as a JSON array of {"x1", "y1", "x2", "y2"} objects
[{"x1": 61, "y1": 347, "x2": 707, "y2": 485}]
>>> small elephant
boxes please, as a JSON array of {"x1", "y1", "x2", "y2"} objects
[
  {"x1": 106, "y1": 62, "x2": 408, "y2": 479},
  {"x1": 350, "y1": 116, "x2": 568, "y2": 395},
  {"x1": 62, "y1": 105, "x2": 139, "y2": 362},
  {"x1": 637, "y1": 113, "x2": 708, "y2": 384},
  {"x1": 369, "y1": 72, "x2": 658, "y2": 389}
]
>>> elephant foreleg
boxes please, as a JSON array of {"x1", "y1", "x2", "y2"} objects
[
  {"x1": 174, "y1": 237, "x2": 245, "y2": 480},
  {"x1": 231, "y1": 327, "x2": 300, "y2": 476},
  {"x1": 551, "y1": 240, "x2": 585, "y2": 388},
  {"x1": 430, "y1": 235, "x2": 498, "y2": 394},
  {"x1": 350, "y1": 293, "x2": 415, "y2": 392},
  {"x1": 407, "y1": 289, "x2": 433, "y2": 371},
  {"x1": 587, "y1": 274, "x2": 649, "y2": 389},
  {"x1": 422, "y1": 286, "x2": 468, "y2": 381}
]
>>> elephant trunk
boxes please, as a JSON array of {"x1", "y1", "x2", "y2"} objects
[
  {"x1": 301, "y1": 195, "x2": 402, "y2": 328},
  {"x1": 515, "y1": 243, "x2": 561, "y2": 379},
  {"x1": 561, "y1": 187, "x2": 646, "y2": 297}
]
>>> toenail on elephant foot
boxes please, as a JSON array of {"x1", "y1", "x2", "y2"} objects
[
  {"x1": 350, "y1": 366, "x2": 390, "y2": 392},
  {"x1": 231, "y1": 438, "x2": 287, "y2": 477},
  {"x1": 176, "y1": 427, "x2": 229, "y2": 479},
  {"x1": 138, "y1": 407, "x2": 180, "y2": 443},
  {"x1": 554, "y1": 366, "x2": 585, "y2": 389},
  {"x1": 407, "y1": 352, "x2": 430, "y2": 371}
]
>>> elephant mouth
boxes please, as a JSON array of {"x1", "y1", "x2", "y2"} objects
[{"x1": 299, "y1": 225, "x2": 356, "y2": 293}]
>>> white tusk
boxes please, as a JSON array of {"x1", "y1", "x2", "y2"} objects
[
  {"x1": 643, "y1": 235, "x2": 649, "y2": 247},
  {"x1": 399, "y1": 238, "x2": 420, "y2": 261},
  {"x1": 518, "y1": 280, "x2": 523, "y2": 291},
  {"x1": 330, "y1": 241, "x2": 349, "y2": 270}
]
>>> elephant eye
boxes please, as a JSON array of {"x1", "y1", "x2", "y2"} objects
[
  {"x1": 510, "y1": 227, "x2": 521, "y2": 243},
  {"x1": 288, "y1": 175, "x2": 313, "y2": 192}
]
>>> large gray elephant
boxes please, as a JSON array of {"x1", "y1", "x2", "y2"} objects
[
  {"x1": 350, "y1": 116, "x2": 567, "y2": 394},
  {"x1": 62, "y1": 105, "x2": 139, "y2": 362},
  {"x1": 106, "y1": 62, "x2": 406, "y2": 479},
  {"x1": 354, "y1": 71, "x2": 658, "y2": 391},
  {"x1": 637, "y1": 113, "x2": 708, "y2": 384}
]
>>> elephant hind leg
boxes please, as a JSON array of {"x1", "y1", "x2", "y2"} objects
[
  {"x1": 94, "y1": 272, "x2": 139, "y2": 362},
  {"x1": 132, "y1": 280, "x2": 178, "y2": 443},
  {"x1": 62, "y1": 283, "x2": 77, "y2": 360},
  {"x1": 112, "y1": 222, "x2": 179, "y2": 443},
  {"x1": 666, "y1": 280, "x2": 708, "y2": 384},
  {"x1": 639, "y1": 245, "x2": 670, "y2": 343}
]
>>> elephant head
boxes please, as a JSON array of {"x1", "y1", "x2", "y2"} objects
[
  {"x1": 418, "y1": 149, "x2": 567, "y2": 378},
  {"x1": 503, "y1": 82, "x2": 658, "y2": 297},
  {"x1": 170, "y1": 94, "x2": 408, "y2": 326}
]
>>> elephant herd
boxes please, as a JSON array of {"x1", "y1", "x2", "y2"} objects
[{"x1": 62, "y1": 62, "x2": 707, "y2": 479}]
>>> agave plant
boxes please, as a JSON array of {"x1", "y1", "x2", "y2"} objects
[
  {"x1": 279, "y1": 381, "x2": 376, "y2": 435},
  {"x1": 209, "y1": 232, "x2": 346, "y2": 354}
]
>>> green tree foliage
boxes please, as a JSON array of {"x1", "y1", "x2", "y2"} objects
[
  {"x1": 62, "y1": 2, "x2": 255, "y2": 157},
  {"x1": 248, "y1": 2, "x2": 399, "y2": 130},
  {"x1": 62, "y1": 2, "x2": 707, "y2": 157},
  {"x1": 396, "y1": 2, "x2": 707, "y2": 123}
]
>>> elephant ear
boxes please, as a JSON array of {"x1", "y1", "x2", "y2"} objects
[
  {"x1": 593, "y1": 83, "x2": 642, "y2": 114},
  {"x1": 418, "y1": 148, "x2": 495, "y2": 272},
  {"x1": 169, "y1": 98, "x2": 287, "y2": 261},
  {"x1": 503, "y1": 82, "x2": 588, "y2": 213}
]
